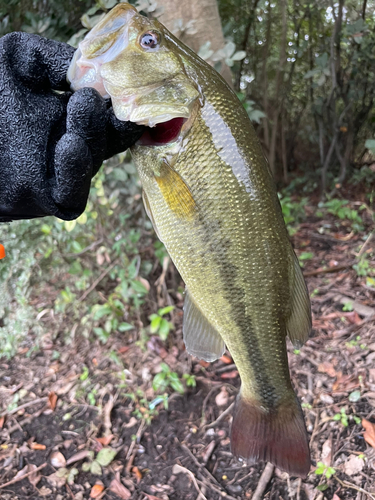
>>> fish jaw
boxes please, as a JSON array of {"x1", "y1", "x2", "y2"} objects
[
  {"x1": 67, "y1": 3, "x2": 138, "y2": 97},
  {"x1": 67, "y1": 4, "x2": 199, "y2": 128}
]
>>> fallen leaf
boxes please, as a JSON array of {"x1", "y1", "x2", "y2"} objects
[
  {"x1": 343, "y1": 454, "x2": 364, "y2": 476},
  {"x1": 96, "y1": 434, "x2": 114, "y2": 446},
  {"x1": 0, "y1": 416, "x2": 5, "y2": 428},
  {"x1": 362, "y1": 419, "x2": 375, "y2": 448},
  {"x1": 109, "y1": 478, "x2": 131, "y2": 499},
  {"x1": 96, "y1": 447, "x2": 117, "y2": 467},
  {"x1": 48, "y1": 391, "x2": 58, "y2": 411},
  {"x1": 332, "y1": 494, "x2": 341, "y2": 500},
  {"x1": 220, "y1": 354, "x2": 232, "y2": 364},
  {"x1": 50, "y1": 451, "x2": 66, "y2": 468},
  {"x1": 66, "y1": 449, "x2": 93, "y2": 465},
  {"x1": 215, "y1": 387, "x2": 229, "y2": 407},
  {"x1": 46, "y1": 471, "x2": 66, "y2": 488},
  {"x1": 343, "y1": 311, "x2": 361, "y2": 325},
  {"x1": 199, "y1": 360, "x2": 210, "y2": 368},
  {"x1": 118, "y1": 346, "x2": 130, "y2": 354},
  {"x1": 220, "y1": 370, "x2": 238, "y2": 379},
  {"x1": 318, "y1": 362, "x2": 337, "y2": 378},
  {"x1": 132, "y1": 466, "x2": 142, "y2": 483},
  {"x1": 30, "y1": 442, "x2": 46, "y2": 450},
  {"x1": 38, "y1": 486, "x2": 53, "y2": 496},
  {"x1": 90, "y1": 483, "x2": 105, "y2": 498},
  {"x1": 321, "y1": 437, "x2": 332, "y2": 466},
  {"x1": 27, "y1": 464, "x2": 42, "y2": 486},
  {"x1": 123, "y1": 417, "x2": 137, "y2": 428}
]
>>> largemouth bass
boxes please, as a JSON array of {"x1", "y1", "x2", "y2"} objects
[{"x1": 68, "y1": 3, "x2": 312, "y2": 477}]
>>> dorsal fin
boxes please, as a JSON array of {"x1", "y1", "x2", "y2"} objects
[{"x1": 183, "y1": 290, "x2": 225, "y2": 362}]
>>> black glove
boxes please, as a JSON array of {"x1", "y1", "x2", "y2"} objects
[{"x1": 0, "y1": 32, "x2": 145, "y2": 222}]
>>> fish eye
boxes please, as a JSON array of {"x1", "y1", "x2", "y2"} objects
[{"x1": 140, "y1": 31, "x2": 159, "y2": 49}]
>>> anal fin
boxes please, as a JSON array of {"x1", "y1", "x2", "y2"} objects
[
  {"x1": 286, "y1": 254, "x2": 312, "y2": 348},
  {"x1": 183, "y1": 290, "x2": 225, "y2": 362}
]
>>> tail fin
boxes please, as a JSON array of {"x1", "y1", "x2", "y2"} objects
[{"x1": 230, "y1": 394, "x2": 310, "y2": 478}]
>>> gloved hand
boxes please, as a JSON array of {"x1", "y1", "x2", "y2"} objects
[{"x1": 0, "y1": 32, "x2": 145, "y2": 222}]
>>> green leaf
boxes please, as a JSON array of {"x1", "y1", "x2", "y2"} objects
[
  {"x1": 299, "y1": 252, "x2": 314, "y2": 260},
  {"x1": 90, "y1": 460, "x2": 102, "y2": 475},
  {"x1": 231, "y1": 50, "x2": 246, "y2": 61},
  {"x1": 80, "y1": 366, "x2": 89, "y2": 381},
  {"x1": 158, "y1": 306, "x2": 175, "y2": 316},
  {"x1": 150, "y1": 315, "x2": 161, "y2": 333},
  {"x1": 131, "y1": 280, "x2": 148, "y2": 295},
  {"x1": 118, "y1": 322, "x2": 134, "y2": 332},
  {"x1": 170, "y1": 378, "x2": 185, "y2": 394},
  {"x1": 158, "y1": 319, "x2": 171, "y2": 341},
  {"x1": 365, "y1": 139, "x2": 375, "y2": 153},
  {"x1": 96, "y1": 447, "x2": 117, "y2": 467},
  {"x1": 349, "y1": 390, "x2": 361, "y2": 402}
]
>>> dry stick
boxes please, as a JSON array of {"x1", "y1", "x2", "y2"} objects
[
  {"x1": 178, "y1": 441, "x2": 237, "y2": 500},
  {"x1": 0, "y1": 397, "x2": 48, "y2": 418},
  {"x1": 0, "y1": 462, "x2": 47, "y2": 489},
  {"x1": 304, "y1": 261, "x2": 355, "y2": 277},
  {"x1": 77, "y1": 259, "x2": 119, "y2": 303},
  {"x1": 305, "y1": 231, "x2": 374, "y2": 278},
  {"x1": 65, "y1": 238, "x2": 103, "y2": 258},
  {"x1": 335, "y1": 476, "x2": 375, "y2": 500},
  {"x1": 125, "y1": 419, "x2": 145, "y2": 473},
  {"x1": 204, "y1": 402, "x2": 235, "y2": 430},
  {"x1": 251, "y1": 462, "x2": 275, "y2": 500},
  {"x1": 174, "y1": 465, "x2": 208, "y2": 500}
]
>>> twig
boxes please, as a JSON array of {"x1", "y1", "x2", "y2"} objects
[
  {"x1": 65, "y1": 238, "x2": 103, "y2": 258},
  {"x1": 173, "y1": 464, "x2": 208, "y2": 500},
  {"x1": 304, "y1": 261, "x2": 355, "y2": 277},
  {"x1": 335, "y1": 475, "x2": 375, "y2": 500},
  {"x1": 0, "y1": 462, "x2": 47, "y2": 489},
  {"x1": 125, "y1": 419, "x2": 145, "y2": 473},
  {"x1": 251, "y1": 462, "x2": 275, "y2": 500},
  {"x1": 357, "y1": 232, "x2": 374, "y2": 259},
  {"x1": 77, "y1": 259, "x2": 119, "y2": 302},
  {"x1": 0, "y1": 397, "x2": 48, "y2": 418},
  {"x1": 204, "y1": 403, "x2": 235, "y2": 430}
]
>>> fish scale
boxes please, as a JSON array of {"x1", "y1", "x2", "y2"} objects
[{"x1": 68, "y1": 2, "x2": 312, "y2": 476}]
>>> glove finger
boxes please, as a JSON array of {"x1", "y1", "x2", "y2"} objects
[
  {"x1": 51, "y1": 133, "x2": 93, "y2": 217},
  {"x1": 105, "y1": 107, "x2": 145, "y2": 159},
  {"x1": 2, "y1": 32, "x2": 75, "y2": 92},
  {"x1": 66, "y1": 87, "x2": 107, "y2": 175}
]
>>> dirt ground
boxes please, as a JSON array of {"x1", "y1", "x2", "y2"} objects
[{"x1": 1, "y1": 193, "x2": 375, "y2": 500}]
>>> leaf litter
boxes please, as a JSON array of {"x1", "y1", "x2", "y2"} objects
[{"x1": 0, "y1": 191, "x2": 374, "y2": 499}]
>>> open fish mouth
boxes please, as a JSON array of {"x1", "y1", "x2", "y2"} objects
[{"x1": 138, "y1": 117, "x2": 186, "y2": 146}]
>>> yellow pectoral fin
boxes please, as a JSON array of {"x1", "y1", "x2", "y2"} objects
[{"x1": 155, "y1": 160, "x2": 196, "y2": 220}]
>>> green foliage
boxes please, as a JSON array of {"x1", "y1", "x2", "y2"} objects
[
  {"x1": 149, "y1": 306, "x2": 174, "y2": 341},
  {"x1": 0, "y1": 153, "x2": 153, "y2": 358},
  {"x1": 315, "y1": 462, "x2": 336, "y2": 480},
  {"x1": 152, "y1": 362, "x2": 185, "y2": 394},
  {"x1": 318, "y1": 199, "x2": 364, "y2": 232},
  {"x1": 353, "y1": 253, "x2": 375, "y2": 278},
  {"x1": 236, "y1": 93, "x2": 266, "y2": 124},
  {"x1": 278, "y1": 194, "x2": 307, "y2": 235}
]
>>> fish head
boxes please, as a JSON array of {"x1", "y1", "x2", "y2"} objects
[{"x1": 68, "y1": 3, "x2": 199, "y2": 129}]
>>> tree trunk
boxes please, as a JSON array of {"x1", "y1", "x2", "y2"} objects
[
  {"x1": 262, "y1": 4, "x2": 272, "y2": 151},
  {"x1": 268, "y1": 0, "x2": 287, "y2": 177},
  {"x1": 157, "y1": 0, "x2": 233, "y2": 86}
]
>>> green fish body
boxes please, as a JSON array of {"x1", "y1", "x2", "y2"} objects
[{"x1": 68, "y1": 3, "x2": 312, "y2": 477}]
